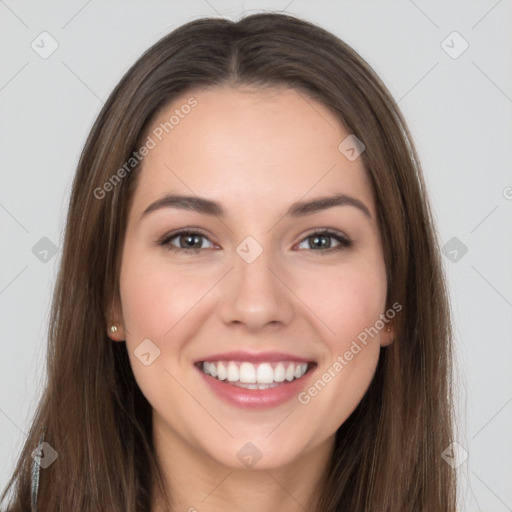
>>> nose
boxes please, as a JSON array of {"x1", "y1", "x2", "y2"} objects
[{"x1": 218, "y1": 247, "x2": 295, "y2": 332}]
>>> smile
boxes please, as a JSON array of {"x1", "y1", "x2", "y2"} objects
[
  {"x1": 194, "y1": 350, "x2": 317, "y2": 408},
  {"x1": 198, "y1": 360, "x2": 312, "y2": 389}
]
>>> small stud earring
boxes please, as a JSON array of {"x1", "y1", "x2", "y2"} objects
[{"x1": 110, "y1": 325, "x2": 118, "y2": 333}]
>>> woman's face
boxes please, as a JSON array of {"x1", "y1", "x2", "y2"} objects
[{"x1": 112, "y1": 85, "x2": 393, "y2": 470}]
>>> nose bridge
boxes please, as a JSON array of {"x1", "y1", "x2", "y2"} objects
[
  {"x1": 236, "y1": 245, "x2": 277, "y2": 295},
  {"x1": 218, "y1": 240, "x2": 294, "y2": 329}
]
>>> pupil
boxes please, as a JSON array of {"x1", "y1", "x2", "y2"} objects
[
  {"x1": 181, "y1": 234, "x2": 202, "y2": 248},
  {"x1": 310, "y1": 235, "x2": 330, "y2": 249}
]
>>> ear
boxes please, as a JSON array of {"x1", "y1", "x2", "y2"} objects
[
  {"x1": 380, "y1": 322, "x2": 395, "y2": 347},
  {"x1": 106, "y1": 290, "x2": 126, "y2": 342}
]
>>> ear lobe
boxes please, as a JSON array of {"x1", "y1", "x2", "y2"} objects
[
  {"x1": 107, "y1": 323, "x2": 125, "y2": 342},
  {"x1": 380, "y1": 324, "x2": 395, "y2": 347},
  {"x1": 106, "y1": 291, "x2": 125, "y2": 342}
]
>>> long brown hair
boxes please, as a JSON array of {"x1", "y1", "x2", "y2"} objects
[{"x1": 1, "y1": 12, "x2": 456, "y2": 511}]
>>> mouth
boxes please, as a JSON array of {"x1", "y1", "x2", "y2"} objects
[{"x1": 194, "y1": 360, "x2": 317, "y2": 390}]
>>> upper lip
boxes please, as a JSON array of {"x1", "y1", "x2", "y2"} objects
[{"x1": 194, "y1": 351, "x2": 316, "y2": 364}]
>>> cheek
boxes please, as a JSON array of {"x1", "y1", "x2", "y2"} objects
[
  {"x1": 119, "y1": 248, "x2": 211, "y2": 341},
  {"x1": 290, "y1": 256, "x2": 386, "y2": 425},
  {"x1": 295, "y1": 255, "x2": 387, "y2": 345},
  {"x1": 117, "y1": 247, "x2": 207, "y2": 414}
]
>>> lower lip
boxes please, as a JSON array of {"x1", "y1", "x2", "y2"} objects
[{"x1": 196, "y1": 364, "x2": 316, "y2": 409}]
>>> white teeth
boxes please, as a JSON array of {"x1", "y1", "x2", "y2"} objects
[
  {"x1": 234, "y1": 382, "x2": 280, "y2": 390},
  {"x1": 239, "y1": 362, "x2": 256, "y2": 383},
  {"x1": 200, "y1": 360, "x2": 310, "y2": 385},
  {"x1": 227, "y1": 361, "x2": 238, "y2": 382},
  {"x1": 217, "y1": 361, "x2": 227, "y2": 381},
  {"x1": 274, "y1": 362, "x2": 286, "y2": 382},
  {"x1": 256, "y1": 363, "x2": 274, "y2": 384},
  {"x1": 285, "y1": 364, "x2": 295, "y2": 381}
]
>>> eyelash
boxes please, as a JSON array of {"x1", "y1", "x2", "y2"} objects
[{"x1": 158, "y1": 228, "x2": 352, "y2": 255}]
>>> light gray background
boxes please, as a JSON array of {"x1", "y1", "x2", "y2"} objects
[{"x1": 1, "y1": 1, "x2": 511, "y2": 510}]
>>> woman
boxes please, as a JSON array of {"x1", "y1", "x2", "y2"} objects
[{"x1": 1, "y1": 12, "x2": 456, "y2": 512}]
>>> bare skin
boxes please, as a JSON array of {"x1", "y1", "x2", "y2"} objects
[{"x1": 108, "y1": 85, "x2": 394, "y2": 512}]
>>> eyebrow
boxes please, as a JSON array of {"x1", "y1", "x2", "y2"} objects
[{"x1": 140, "y1": 193, "x2": 372, "y2": 220}]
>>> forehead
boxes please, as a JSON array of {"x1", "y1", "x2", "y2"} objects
[{"x1": 132, "y1": 85, "x2": 375, "y2": 218}]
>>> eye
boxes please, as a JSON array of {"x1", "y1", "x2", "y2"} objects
[
  {"x1": 158, "y1": 228, "x2": 351, "y2": 255},
  {"x1": 295, "y1": 229, "x2": 352, "y2": 252},
  {"x1": 159, "y1": 229, "x2": 216, "y2": 254}
]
